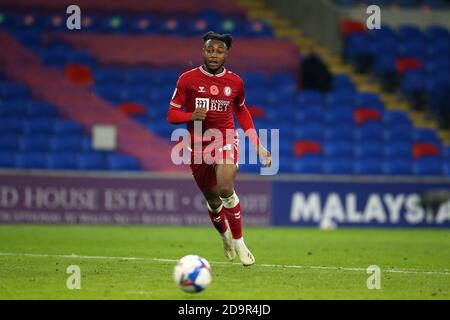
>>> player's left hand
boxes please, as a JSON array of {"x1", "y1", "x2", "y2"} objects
[{"x1": 258, "y1": 145, "x2": 272, "y2": 167}]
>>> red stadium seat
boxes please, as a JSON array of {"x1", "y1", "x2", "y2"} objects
[
  {"x1": 341, "y1": 20, "x2": 367, "y2": 38},
  {"x1": 247, "y1": 106, "x2": 265, "y2": 118},
  {"x1": 65, "y1": 64, "x2": 93, "y2": 85},
  {"x1": 395, "y1": 57, "x2": 422, "y2": 74},
  {"x1": 353, "y1": 107, "x2": 381, "y2": 125},
  {"x1": 294, "y1": 140, "x2": 322, "y2": 158},
  {"x1": 413, "y1": 142, "x2": 440, "y2": 160},
  {"x1": 118, "y1": 102, "x2": 147, "y2": 116}
]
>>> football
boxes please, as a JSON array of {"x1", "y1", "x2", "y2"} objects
[{"x1": 173, "y1": 255, "x2": 212, "y2": 293}]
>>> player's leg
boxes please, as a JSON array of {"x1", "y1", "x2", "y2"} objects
[
  {"x1": 191, "y1": 163, "x2": 236, "y2": 261},
  {"x1": 215, "y1": 163, "x2": 255, "y2": 266},
  {"x1": 202, "y1": 188, "x2": 236, "y2": 261}
]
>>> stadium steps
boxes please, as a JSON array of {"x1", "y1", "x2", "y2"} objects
[
  {"x1": 236, "y1": 0, "x2": 450, "y2": 146},
  {"x1": 0, "y1": 30, "x2": 185, "y2": 172}
]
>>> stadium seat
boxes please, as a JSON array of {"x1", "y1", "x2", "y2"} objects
[
  {"x1": 77, "y1": 153, "x2": 106, "y2": 170},
  {"x1": 23, "y1": 119, "x2": 55, "y2": 135},
  {"x1": 51, "y1": 136, "x2": 91, "y2": 152},
  {"x1": 0, "y1": 118, "x2": 24, "y2": 134},
  {"x1": 384, "y1": 159, "x2": 413, "y2": 176},
  {"x1": 106, "y1": 154, "x2": 141, "y2": 171},
  {"x1": 384, "y1": 142, "x2": 412, "y2": 160},
  {"x1": 413, "y1": 158, "x2": 443, "y2": 176},
  {"x1": 354, "y1": 158, "x2": 384, "y2": 175},
  {"x1": 0, "y1": 152, "x2": 16, "y2": 168},
  {"x1": 27, "y1": 101, "x2": 58, "y2": 117},
  {"x1": 292, "y1": 155, "x2": 323, "y2": 174},
  {"x1": 0, "y1": 135, "x2": 22, "y2": 152},
  {"x1": 354, "y1": 143, "x2": 384, "y2": 158},
  {"x1": 47, "y1": 153, "x2": 79, "y2": 170},
  {"x1": 16, "y1": 152, "x2": 48, "y2": 169},
  {"x1": 22, "y1": 135, "x2": 52, "y2": 152},
  {"x1": 323, "y1": 141, "x2": 354, "y2": 157},
  {"x1": 323, "y1": 157, "x2": 353, "y2": 175},
  {"x1": 53, "y1": 120, "x2": 84, "y2": 135}
]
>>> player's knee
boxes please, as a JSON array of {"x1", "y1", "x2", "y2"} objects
[
  {"x1": 207, "y1": 199, "x2": 222, "y2": 210},
  {"x1": 218, "y1": 186, "x2": 234, "y2": 198}
]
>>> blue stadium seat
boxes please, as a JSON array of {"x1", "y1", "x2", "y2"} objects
[
  {"x1": 16, "y1": 152, "x2": 48, "y2": 169},
  {"x1": 53, "y1": 120, "x2": 84, "y2": 135},
  {"x1": 294, "y1": 107, "x2": 324, "y2": 123},
  {"x1": 413, "y1": 158, "x2": 444, "y2": 176},
  {"x1": 324, "y1": 108, "x2": 354, "y2": 124},
  {"x1": 77, "y1": 153, "x2": 106, "y2": 170},
  {"x1": 151, "y1": 69, "x2": 179, "y2": 85},
  {"x1": 323, "y1": 157, "x2": 353, "y2": 175},
  {"x1": 324, "y1": 125, "x2": 355, "y2": 141},
  {"x1": 384, "y1": 159, "x2": 413, "y2": 176},
  {"x1": 23, "y1": 118, "x2": 55, "y2": 135},
  {"x1": 355, "y1": 123, "x2": 384, "y2": 142},
  {"x1": 293, "y1": 155, "x2": 323, "y2": 174},
  {"x1": 107, "y1": 154, "x2": 140, "y2": 171},
  {"x1": 0, "y1": 135, "x2": 22, "y2": 152},
  {"x1": 51, "y1": 136, "x2": 91, "y2": 152},
  {"x1": 124, "y1": 68, "x2": 152, "y2": 84},
  {"x1": 0, "y1": 152, "x2": 16, "y2": 168},
  {"x1": 383, "y1": 111, "x2": 411, "y2": 127},
  {"x1": 0, "y1": 118, "x2": 23, "y2": 134},
  {"x1": 22, "y1": 135, "x2": 52, "y2": 152},
  {"x1": 93, "y1": 68, "x2": 123, "y2": 84},
  {"x1": 67, "y1": 51, "x2": 96, "y2": 67},
  {"x1": 0, "y1": 99, "x2": 28, "y2": 117},
  {"x1": 293, "y1": 124, "x2": 324, "y2": 141},
  {"x1": 384, "y1": 142, "x2": 412, "y2": 160},
  {"x1": 27, "y1": 101, "x2": 58, "y2": 118},
  {"x1": 384, "y1": 124, "x2": 413, "y2": 142},
  {"x1": 445, "y1": 162, "x2": 450, "y2": 177},
  {"x1": 413, "y1": 129, "x2": 441, "y2": 143},
  {"x1": 354, "y1": 143, "x2": 384, "y2": 158},
  {"x1": 47, "y1": 153, "x2": 79, "y2": 170},
  {"x1": 297, "y1": 90, "x2": 323, "y2": 106},
  {"x1": 324, "y1": 141, "x2": 354, "y2": 157},
  {"x1": 354, "y1": 158, "x2": 384, "y2": 175}
]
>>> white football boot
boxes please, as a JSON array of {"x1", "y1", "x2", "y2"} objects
[
  {"x1": 221, "y1": 221, "x2": 236, "y2": 261},
  {"x1": 234, "y1": 238, "x2": 255, "y2": 266}
]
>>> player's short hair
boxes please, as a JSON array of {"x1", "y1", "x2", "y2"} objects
[{"x1": 202, "y1": 31, "x2": 233, "y2": 49}]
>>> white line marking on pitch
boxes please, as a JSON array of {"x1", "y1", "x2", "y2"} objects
[{"x1": 0, "y1": 252, "x2": 449, "y2": 276}]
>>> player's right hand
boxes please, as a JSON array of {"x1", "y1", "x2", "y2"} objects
[{"x1": 191, "y1": 107, "x2": 207, "y2": 121}]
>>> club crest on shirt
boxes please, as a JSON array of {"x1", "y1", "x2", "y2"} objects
[
  {"x1": 224, "y1": 86, "x2": 232, "y2": 96},
  {"x1": 210, "y1": 85, "x2": 219, "y2": 95}
]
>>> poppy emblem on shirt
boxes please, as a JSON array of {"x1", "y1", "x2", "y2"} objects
[
  {"x1": 224, "y1": 86, "x2": 232, "y2": 96},
  {"x1": 210, "y1": 85, "x2": 219, "y2": 95}
]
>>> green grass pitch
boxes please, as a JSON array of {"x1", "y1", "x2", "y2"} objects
[{"x1": 0, "y1": 225, "x2": 448, "y2": 299}]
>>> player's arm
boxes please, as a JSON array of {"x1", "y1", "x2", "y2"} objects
[
  {"x1": 233, "y1": 81, "x2": 272, "y2": 167},
  {"x1": 167, "y1": 76, "x2": 207, "y2": 124}
]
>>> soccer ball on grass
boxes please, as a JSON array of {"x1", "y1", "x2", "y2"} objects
[{"x1": 173, "y1": 255, "x2": 212, "y2": 293}]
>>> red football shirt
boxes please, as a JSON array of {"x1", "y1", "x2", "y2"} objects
[{"x1": 170, "y1": 66, "x2": 245, "y2": 140}]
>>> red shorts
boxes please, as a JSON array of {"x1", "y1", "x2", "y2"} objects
[{"x1": 190, "y1": 139, "x2": 239, "y2": 193}]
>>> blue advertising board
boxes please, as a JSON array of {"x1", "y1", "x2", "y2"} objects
[{"x1": 272, "y1": 179, "x2": 450, "y2": 228}]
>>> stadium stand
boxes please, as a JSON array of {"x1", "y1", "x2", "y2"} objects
[{"x1": 0, "y1": 1, "x2": 449, "y2": 177}]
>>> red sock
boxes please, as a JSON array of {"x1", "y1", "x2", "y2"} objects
[
  {"x1": 221, "y1": 192, "x2": 242, "y2": 239},
  {"x1": 208, "y1": 204, "x2": 228, "y2": 234}
]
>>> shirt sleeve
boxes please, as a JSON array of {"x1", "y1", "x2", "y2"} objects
[
  {"x1": 169, "y1": 76, "x2": 188, "y2": 109},
  {"x1": 234, "y1": 79, "x2": 246, "y2": 108}
]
